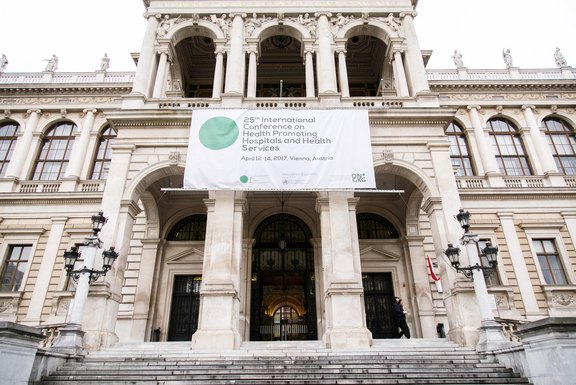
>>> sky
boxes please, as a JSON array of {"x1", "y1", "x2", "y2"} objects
[{"x1": 0, "y1": 0, "x2": 574, "y2": 72}]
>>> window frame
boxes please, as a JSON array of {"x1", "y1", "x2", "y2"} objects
[
  {"x1": 90, "y1": 126, "x2": 116, "y2": 180},
  {"x1": 524, "y1": 228, "x2": 574, "y2": 286},
  {"x1": 542, "y1": 116, "x2": 576, "y2": 175},
  {"x1": 445, "y1": 121, "x2": 475, "y2": 176},
  {"x1": 487, "y1": 117, "x2": 533, "y2": 176},
  {"x1": 31, "y1": 121, "x2": 78, "y2": 181},
  {"x1": 0, "y1": 120, "x2": 19, "y2": 178}
]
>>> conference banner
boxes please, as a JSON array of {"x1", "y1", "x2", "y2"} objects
[{"x1": 183, "y1": 109, "x2": 376, "y2": 190}]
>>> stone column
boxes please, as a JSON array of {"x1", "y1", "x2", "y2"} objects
[
  {"x1": 80, "y1": 144, "x2": 137, "y2": 350},
  {"x1": 246, "y1": 50, "x2": 258, "y2": 98},
  {"x1": 316, "y1": 192, "x2": 371, "y2": 349},
  {"x1": 336, "y1": 49, "x2": 350, "y2": 97},
  {"x1": 131, "y1": 13, "x2": 161, "y2": 96},
  {"x1": 224, "y1": 14, "x2": 246, "y2": 95},
  {"x1": 5, "y1": 109, "x2": 41, "y2": 180},
  {"x1": 467, "y1": 106, "x2": 501, "y2": 176},
  {"x1": 404, "y1": 235, "x2": 437, "y2": 338},
  {"x1": 212, "y1": 49, "x2": 225, "y2": 98},
  {"x1": 304, "y1": 49, "x2": 316, "y2": 98},
  {"x1": 129, "y1": 238, "x2": 162, "y2": 341},
  {"x1": 22, "y1": 217, "x2": 68, "y2": 324},
  {"x1": 65, "y1": 109, "x2": 96, "y2": 180},
  {"x1": 392, "y1": 49, "x2": 409, "y2": 97},
  {"x1": 522, "y1": 105, "x2": 558, "y2": 175},
  {"x1": 315, "y1": 12, "x2": 338, "y2": 94},
  {"x1": 400, "y1": 12, "x2": 430, "y2": 95},
  {"x1": 498, "y1": 212, "x2": 540, "y2": 317},
  {"x1": 152, "y1": 49, "x2": 170, "y2": 98},
  {"x1": 192, "y1": 190, "x2": 246, "y2": 350}
]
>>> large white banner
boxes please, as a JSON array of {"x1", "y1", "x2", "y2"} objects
[{"x1": 184, "y1": 109, "x2": 376, "y2": 190}]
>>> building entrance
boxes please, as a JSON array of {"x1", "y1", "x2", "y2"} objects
[
  {"x1": 167, "y1": 275, "x2": 201, "y2": 341},
  {"x1": 250, "y1": 214, "x2": 317, "y2": 341},
  {"x1": 363, "y1": 272, "x2": 397, "y2": 338}
]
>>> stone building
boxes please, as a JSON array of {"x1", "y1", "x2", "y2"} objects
[{"x1": 0, "y1": 0, "x2": 575, "y2": 364}]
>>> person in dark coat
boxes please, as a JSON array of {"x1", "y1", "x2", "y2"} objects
[{"x1": 392, "y1": 297, "x2": 411, "y2": 338}]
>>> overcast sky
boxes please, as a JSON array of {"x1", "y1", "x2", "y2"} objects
[{"x1": 0, "y1": 0, "x2": 574, "y2": 72}]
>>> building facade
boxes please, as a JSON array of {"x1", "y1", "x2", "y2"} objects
[{"x1": 1, "y1": 0, "x2": 575, "y2": 353}]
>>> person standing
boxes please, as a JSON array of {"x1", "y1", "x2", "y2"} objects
[{"x1": 392, "y1": 297, "x2": 411, "y2": 338}]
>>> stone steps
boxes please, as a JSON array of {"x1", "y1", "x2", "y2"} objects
[{"x1": 36, "y1": 340, "x2": 531, "y2": 385}]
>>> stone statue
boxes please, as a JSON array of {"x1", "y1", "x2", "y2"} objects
[
  {"x1": 554, "y1": 47, "x2": 568, "y2": 68},
  {"x1": 383, "y1": 13, "x2": 403, "y2": 35},
  {"x1": 100, "y1": 53, "x2": 110, "y2": 71},
  {"x1": 211, "y1": 14, "x2": 230, "y2": 38},
  {"x1": 157, "y1": 15, "x2": 180, "y2": 38},
  {"x1": 502, "y1": 48, "x2": 513, "y2": 69},
  {"x1": 0, "y1": 54, "x2": 8, "y2": 73},
  {"x1": 330, "y1": 13, "x2": 351, "y2": 37},
  {"x1": 44, "y1": 54, "x2": 58, "y2": 72},
  {"x1": 297, "y1": 13, "x2": 316, "y2": 38},
  {"x1": 452, "y1": 50, "x2": 464, "y2": 68}
]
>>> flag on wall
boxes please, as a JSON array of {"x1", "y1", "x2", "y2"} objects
[{"x1": 426, "y1": 255, "x2": 443, "y2": 293}]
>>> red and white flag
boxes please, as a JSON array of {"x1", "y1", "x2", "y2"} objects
[{"x1": 426, "y1": 255, "x2": 440, "y2": 281}]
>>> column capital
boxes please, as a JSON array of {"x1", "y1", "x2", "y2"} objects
[
  {"x1": 229, "y1": 12, "x2": 247, "y2": 18},
  {"x1": 314, "y1": 11, "x2": 332, "y2": 18},
  {"x1": 399, "y1": 11, "x2": 417, "y2": 19},
  {"x1": 467, "y1": 105, "x2": 481, "y2": 112},
  {"x1": 521, "y1": 104, "x2": 536, "y2": 111},
  {"x1": 82, "y1": 108, "x2": 97, "y2": 115},
  {"x1": 336, "y1": 49, "x2": 347, "y2": 55},
  {"x1": 26, "y1": 109, "x2": 41, "y2": 117}
]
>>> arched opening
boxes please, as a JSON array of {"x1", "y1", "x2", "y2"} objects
[
  {"x1": 255, "y1": 35, "x2": 306, "y2": 97},
  {"x1": 250, "y1": 213, "x2": 317, "y2": 341},
  {"x1": 344, "y1": 35, "x2": 389, "y2": 97},
  {"x1": 174, "y1": 35, "x2": 218, "y2": 97}
]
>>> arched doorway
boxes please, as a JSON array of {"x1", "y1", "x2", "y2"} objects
[{"x1": 250, "y1": 214, "x2": 317, "y2": 341}]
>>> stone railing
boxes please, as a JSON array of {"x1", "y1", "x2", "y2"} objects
[
  {"x1": 37, "y1": 323, "x2": 67, "y2": 349},
  {"x1": 0, "y1": 72, "x2": 135, "y2": 85},
  {"x1": 427, "y1": 68, "x2": 574, "y2": 81},
  {"x1": 16, "y1": 180, "x2": 105, "y2": 193},
  {"x1": 495, "y1": 317, "x2": 524, "y2": 342}
]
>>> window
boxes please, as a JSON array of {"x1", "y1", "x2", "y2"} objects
[
  {"x1": 357, "y1": 213, "x2": 399, "y2": 239},
  {"x1": 534, "y1": 239, "x2": 567, "y2": 285},
  {"x1": 478, "y1": 238, "x2": 501, "y2": 286},
  {"x1": 167, "y1": 215, "x2": 207, "y2": 241},
  {"x1": 445, "y1": 122, "x2": 474, "y2": 176},
  {"x1": 90, "y1": 126, "x2": 116, "y2": 179},
  {"x1": 1, "y1": 245, "x2": 31, "y2": 292},
  {"x1": 31, "y1": 121, "x2": 78, "y2": 180},
  {"x1": 0, "y1": 121, "x2": 18, "y2": 177},
  {"x1": 487, "y1": 118, "x2": 532, "y2": 176},
  {"x1": 543, "y1": 117, "x2": 576, "y2": 175}
]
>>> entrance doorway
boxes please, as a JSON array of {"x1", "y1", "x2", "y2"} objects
[
  {"x1": 167, "y1": 275, "x2": 201, "y2": 341},
  {"x1": 250, "y1": 214, "x2": 317, "y2": 341},
  {"x1": 363, "y1": 272, "x2": 396, "y2": 338}
]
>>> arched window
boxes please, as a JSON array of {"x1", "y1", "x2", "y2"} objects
[
  {"x1": 31, "y1": 121, "x2": 78, "y2": 180},
  {"x1": 0, "y1": 121, "x2": 19, "y2": 177},
  {"x1": 167, "y1": 214, "x2": 207, "y2": 241},
  {"x1": 90, "y1": 126, "x2": 116, "y2": 179},
  {"x1": 445, "y1": 122, "x2": 474, "y2": 176},
  {"x1": 487, "y1": 117, "x2": 532, "y2": 176},
  {"x1": 542, "y1": 117, "x2": 576, "y2": 175},
  {"x1": 356, "y1": 213, "x2": 399, "y2": 239}
]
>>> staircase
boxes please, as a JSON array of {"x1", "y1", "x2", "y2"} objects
[{"x1": 36, "y1": 339, "x2": 531, "y2": 384}]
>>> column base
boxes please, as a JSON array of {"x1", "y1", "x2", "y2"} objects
[
  {"x1": 191, "y1": 329, "x2": 241, "y2": 351},
  {"x1": 476, "y1": 320, "x2": 512, "y2": 352},
  {"x1": 323, "y1": 327, "x2": 372, "y2": 349},
  {"x1": 51, "y1": 323, "x2": 85, "y2": 355}
]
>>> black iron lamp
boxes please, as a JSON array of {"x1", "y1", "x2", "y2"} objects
[
  {"x1": 63, "y1": 246, "x2": 80, "y2": 273},
  {"x1": 101, "y1": 246, "x2": 119, "y2": 272},
  {"x1": 455, "y1": 208, "x2": 471, "y2": 233},
  {"x1": 481, "y1": 242, "x2": 499, "y2": 268},
  {"x1": 91, "y1": 210, "x2": 107, "y2": 234},
  {"x1": 444, "y1": 243, "x2": 461, "y2": 269}
]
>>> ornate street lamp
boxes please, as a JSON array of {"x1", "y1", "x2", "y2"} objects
[
  {"x1": 53, "y1": 211, "x2": 119, "y2": 354},
  {"x1": 443, "y1": 208, "x2": 508, "y2": 351}
]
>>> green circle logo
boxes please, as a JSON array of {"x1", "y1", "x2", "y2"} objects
[
  {"x1": 240, "y1": 175, "x2": 249, "y2": 183},
  {"x1": 198, "y1": 117, "x2": 239, "y2": 150}
]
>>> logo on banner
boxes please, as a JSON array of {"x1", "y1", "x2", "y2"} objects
[{"x1": 198, "y1": 117, "x2": 239, "y2": 150}]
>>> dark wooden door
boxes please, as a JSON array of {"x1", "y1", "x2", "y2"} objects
[
  {"x1": 363, "y1": 272, "x2": 396, "y2": 338},
  {"x1": 168, "y1": 275, "x2": 201, "y2": 341}
]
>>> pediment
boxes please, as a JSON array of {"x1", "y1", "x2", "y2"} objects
[
  {"x1": 360, "y1": 246, "x2": 400, "y2": 262},
  {"x1": 166, "y1": 247, "x2": 204, "y2": 264}
]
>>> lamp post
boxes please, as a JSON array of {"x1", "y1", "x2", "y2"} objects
[
  {"x1": 52, "y1": 211, "x2": 118, "y2": 354},
  {"x1": 444, "y1": 209, "x2": 509, "y2": 351}
]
